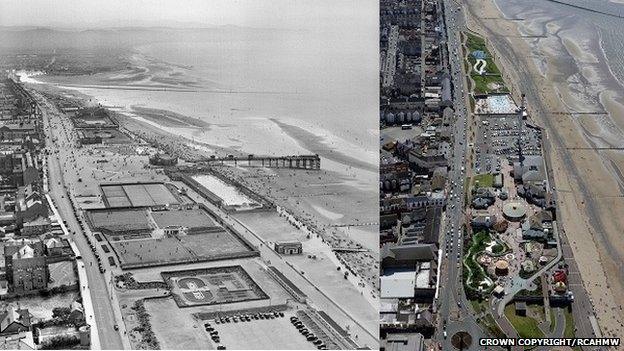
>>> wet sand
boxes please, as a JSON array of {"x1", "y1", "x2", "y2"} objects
[
  {"x1": 129, "y1": 106, "x2": 210, "y2": 129},
  {"x1": 270, "y1": 118, "x2": 378, "y2": 173},
  {"x1": 465, "y1": 0, "x2": 624, "y2": 339}
]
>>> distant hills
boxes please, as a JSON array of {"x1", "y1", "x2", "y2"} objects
[{"x1": 0, "y1": 25, "x2": 283, "y2": 50}]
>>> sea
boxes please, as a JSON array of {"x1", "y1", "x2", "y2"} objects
[
  {"x1": 494, "y1": 0, "x2": 624, "y2": 147},
  {"x1": 28, "y1": 18, "x2": 378, "y2": 189}
]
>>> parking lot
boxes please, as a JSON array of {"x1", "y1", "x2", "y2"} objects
[
  {"x1": 473, "y1": 113, "x2": 542, "y2": 173},
  {"x1": 209, "y1": 311, "x2": 314, "y2": 350}
]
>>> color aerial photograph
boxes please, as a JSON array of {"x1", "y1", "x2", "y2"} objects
[
  {"x1": 380, "y1": 0, "x2": 623, "y2": 350},
  {"x1": 0, "y1": 0, "x2": 378, "y2": 350}
]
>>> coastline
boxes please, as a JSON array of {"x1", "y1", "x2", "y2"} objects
[
  {"x1": 467, "y1": 0, "x2": 624, "y2": 339},
  {"x1": 23, "y1": 75, "x2": 379, "y2": 259},
  {"x1": 270, "y1": 118, "x2": 378, "y2": 173}
]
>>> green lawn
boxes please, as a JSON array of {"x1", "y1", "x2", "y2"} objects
[
  {"x1": 564, "y1": 307, "x2": 575, "y2": 338},
  {"x1": 463, "y1": 231, "x2": 495, "y2": 296},
  {"x1": 471, "y1": 74, "x2": 507, "y2": 95},
  {"x1": 470, "y1": 299, "x2": 488, "y2": 315},
  {"x1": 463, "y1": 31, "x2": 507, "y2": 94},
  {"x1": 480, "y1": 313, "x2": 507, "y2": 338},
  {"x1": 472, "y1": 173, "x2": 494, "y2": 188},
  {"x1": 504, "y1": 304, "x2": 546, "y2": 339},
  {"x1": 466, "y1": 32, "x2": 487, "y2": 52}
]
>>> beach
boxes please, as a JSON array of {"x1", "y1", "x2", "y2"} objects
[
  {"x1": 18, "y1": 21, "x2": 380, "y2": 289},
  {"x1": 464, "y1": 0, "x2": 624, "y2": 340}
]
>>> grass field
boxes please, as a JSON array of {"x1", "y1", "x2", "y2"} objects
[
  {"x1": 471, "y1": 74, "x2": 507, "y2": 95},
  {"x1": 504, "y1": 304, "x2": 545, "y2": 338},
  {"x1": 87, "y1": 208, "x2": 152, "y2": 234},
  {"x1": 111, "y1": 231, "x2": 253, "y2": 268},
  {"x1": 101, "y1": 183, "x2": 179, "y2": 208},
  {"x1": 463, "y1": 231, "x2": 494, "y2": 294},
  {"x1": 464, "y1": 31, "x2": 507, "y2": 94},
  {"x1": 472, "y1": 173, "x2": 494, "y2": 189},
  {"x1": 480, "y1": 313, "x2": 507, "y2": 338},
  {"x1": 564, "y1": 307, "x2": 575, "y2": 338},
  {"x1": 151, "y1": 209, "x2": 218, "y2": 229}
]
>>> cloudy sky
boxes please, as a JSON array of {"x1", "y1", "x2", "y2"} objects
[{"x1": 0, "y1": 0, "x2": 375, "y2": 29}]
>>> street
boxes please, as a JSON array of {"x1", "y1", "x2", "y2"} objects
[
  {"x1": 35, "y1": 91, "x2": 124, "y2": 350},
  {"x1": 434, "y1": 1, "x2": 487, "y2": 350}
]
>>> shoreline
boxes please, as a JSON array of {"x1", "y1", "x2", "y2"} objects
[
  {"x1": 26, "y1": 73, "x2": 376, "y2": 180},
  {"x1": 270, "y1": 118, "x2": 378, "y2": 173},
  {"x1": 24, "y1": 77, "x2": 378, "y2": 243},
  {"x1": 467, "y1": 0, "x2": 624, "y2": 339}
]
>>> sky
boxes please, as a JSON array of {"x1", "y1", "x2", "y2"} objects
[{"x1": 0, "y1": 0, "x2": 376, "y2": 29}]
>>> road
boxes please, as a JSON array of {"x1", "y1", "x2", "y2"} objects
[
  {"x1": 434, "y1": 0, "x2": 487, "y2": 349},
  {"x1": 33, "y1": 90, "x2": 124, "y2": 350}
]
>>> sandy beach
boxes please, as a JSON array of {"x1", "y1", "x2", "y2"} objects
[
  {"x1": 25, "y1": 79, "x2": 379, "y2": 295},
  {"x1": 464, "y1": 0, "x2": 624, "y2": 340}
]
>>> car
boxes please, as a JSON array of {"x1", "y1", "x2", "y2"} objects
[
  {"x1": 443, "y1": 331, "x2": 448, "y2": 339},
  {"x1": 113, "y1": 325, "x2": 119, "y2": 331}
]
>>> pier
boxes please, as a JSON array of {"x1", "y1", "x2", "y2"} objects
[{"x1": 201, "y1": 154, "x2": 321, "y2": 170}]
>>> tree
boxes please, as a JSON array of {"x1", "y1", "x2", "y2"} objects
[{"x1": 52, "y1": 307, "x2": 71, "y2": 320}]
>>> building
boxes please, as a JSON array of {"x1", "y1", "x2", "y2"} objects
[
  {"x1": 44, "y1": 238, "x2": 73, "y2": 257},
  {"x1": 274, "y1": 241, "x2": 303, "y2": 255},
  {"x1": 163, "y1": 225, "x2": 187, "y2": 236},
  {"x1": 381, "y1": 333, "x2": 425, "y2": 351},
  {"x1": 514, "y1": 302, "x2": 527, "y2": 317},
  {"x1": 0, "y1": 307, "x2": 31, "y2": 336},
  {"x1": 21, "y1": 216, "x2": 50, "y2": 236},
  {"x1": 4, "y1": 243, "x2": 48, "y2": 294},
  {"x1": 471, "y1": 210, "x2": 495, "y2": 229},
  {"x1": 0, "y1": 122, "x2": 37, "y2": 141},
  {"x1": 380, "y1": 270, "x2": 416, "y2": 299},
  {"x1": 149, "y1": 153, "x2": 178, "y2": 167},
  {"x1": 493, "y1": 285, "x2": 505, "y2": 298}
]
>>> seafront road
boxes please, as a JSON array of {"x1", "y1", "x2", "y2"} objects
[{"x1": 36, "y1": 90, "x2": 124, "y2": 349}]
